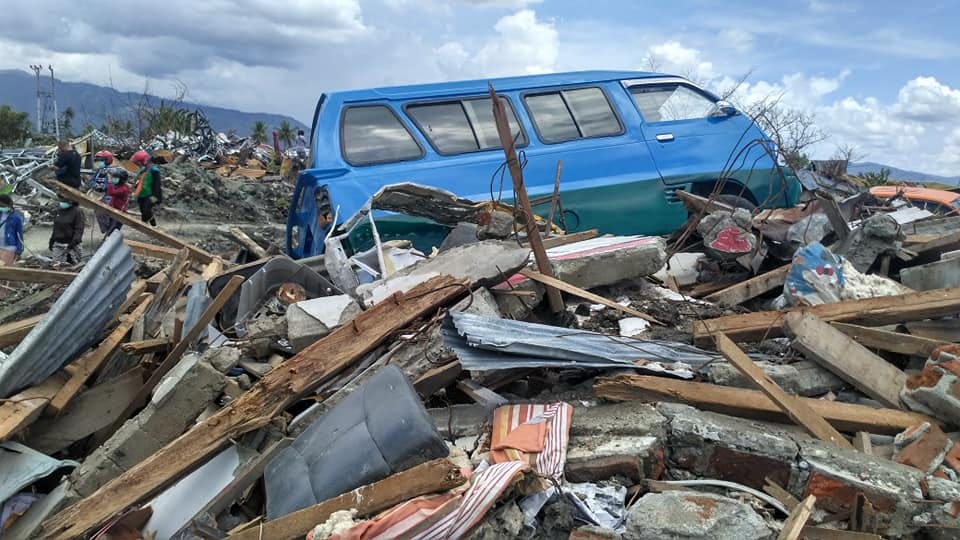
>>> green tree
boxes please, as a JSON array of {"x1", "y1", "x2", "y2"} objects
[
  {"x1": 0, "y1": 105, "x2": 31, "y2": 146},
  {"x1": 251, "y1": 120, "x2": 268, "y2": 145},
  {"x1": 142, "y1": 101, "x2": 192, "y2": 138},
  {"x1": 61, "y1": 106, "x2": 75, "y2": 137},
  {"x1": 857, "y1": 168, "x2": 892, "y2": 187},
  {"x1": 278, "y1": 120, "x2": 294, "y2": 149}
]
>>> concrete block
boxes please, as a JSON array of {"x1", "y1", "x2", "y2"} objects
[
  {"x1": 567, "y1": 403, "x2": 668, "y2": 480},
  {"x1": 549, "y1": 237, "x2": 666, "y2": 289},
  {"x1": 452, "y1": 287, "x2": 501, "y2": 318},
  {"x1": 202, "y1": 347, "x2": 242, "y2": 373},
  {"x1": 492, "y1": 280, "x2": 544, "y2": 320},
  {"x1": 705, "y1": 359, "x2": 846, "y2": 397},
  {"x1": 286, "y1": 294, "x2": 362, "y2": 352},
  {"x1": 657, "y1": 402, "x2": 803, "y2": 491},
  {"x1": 246, "y1": 314, "x2": 287, "y2": 339},
  {"x1": 698, "y1": 209, "x2": 758, "y2": 262},
  {"x1": 624, "y1": 491, "x2": 774, "y2": 540},
  {"x1": 357, "y1": 240, "x2": 531, "y2": 307},
  {"x1": 901, "y1": 257, "x2": 960, "y2": 291}
]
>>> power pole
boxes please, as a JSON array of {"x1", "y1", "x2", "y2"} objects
[
  {"x1": 29, "y1": 64, "x2": 41, "y2": 134},
  {"x1": 49, "y1": 65, "x2": 60, "y2": 140}
]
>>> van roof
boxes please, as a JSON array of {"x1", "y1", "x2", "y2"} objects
[{"x1": 329, "y1": 70, "x2": 669, "y2": 102}]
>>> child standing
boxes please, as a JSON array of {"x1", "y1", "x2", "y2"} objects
[{"x1": 50, "y1": 197, "x2": 84, "y2": 266}]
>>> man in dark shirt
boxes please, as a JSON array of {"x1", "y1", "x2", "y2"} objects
[{"x1": 51, "y1": 140, "x2": 81, "y2": 189}]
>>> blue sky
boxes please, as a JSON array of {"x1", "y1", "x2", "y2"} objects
[{"x1": 1, "y1": 0, "x2": 958, "y2": 174}]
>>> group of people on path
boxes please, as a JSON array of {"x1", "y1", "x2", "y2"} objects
[{"x1": 0, "y1": 143, "x2": 164, "y2": 268}]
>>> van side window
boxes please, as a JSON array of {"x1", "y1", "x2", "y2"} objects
[
  {"x1": 407, "y1": 98, "x2": 527, "y2": 155},
  {"x1": 524, "y1": 87, "x2": 622, "y2": 143},
  {"x1": 630, "y1": 84, "x2": 716, "y2": 123},
  {"x1": 341, "y1": 106, "x2": 423, "y2": 166}
]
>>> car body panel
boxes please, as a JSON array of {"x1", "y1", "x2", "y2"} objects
[{"x1": 869, "y1": 186, "x2": 960, "y2": 216}]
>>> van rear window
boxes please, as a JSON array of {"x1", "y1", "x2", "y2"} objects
[
  {"x1": 407, "y1": 98, "x2": 527, "y2": 155},
  {"x1": 341, "y1": 106, "x2": 423, "y2": 166},
  {"x1": 524, "y1": 87, "x2": 622, "y2": 143}
]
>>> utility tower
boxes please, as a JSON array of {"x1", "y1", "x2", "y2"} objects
[{"x1": 29, "y1": 64, "x2": 59, "y2": 136}]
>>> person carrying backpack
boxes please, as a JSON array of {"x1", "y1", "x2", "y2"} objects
[{"x1": 131, "y1": 150, "x2": 163, "y2": 226}]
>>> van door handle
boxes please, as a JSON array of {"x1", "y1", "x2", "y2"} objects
[{"x1": 655, "y1": 133, "x2": 674, "y2": 142}]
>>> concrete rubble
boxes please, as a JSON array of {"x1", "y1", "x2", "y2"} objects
[{"x1": 2, "y1": 139, "x2": 960, "y2": 540}]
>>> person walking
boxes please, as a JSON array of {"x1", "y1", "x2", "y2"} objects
[
  {"x1": 89, "y1": 150, "x2": 130, "y2": 235},
  {"x1": 49, "y1": 197, "x2": 84, "y2": 266},
  {"x1": 51, "y1": 140, "x2": 82, "y2": 189},
  {"x1": 0, "y1": 195, "x2": 24, "y2": 266},
  {"x1": 131, "y1": 150, "x2": 163, "y2": 226}
]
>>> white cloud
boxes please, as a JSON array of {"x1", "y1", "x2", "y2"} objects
[
  {"x1": 437, "y1": 9, "x2": 558, "y2": 78},
  {"x1": 643, "y1": 41, "x2": 716, "y2": 83},
  {"x1": 892, "y1": 76, "x2": 960, "y2": 122}
]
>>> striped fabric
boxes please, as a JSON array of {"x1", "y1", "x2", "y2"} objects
[
  {"x1": 490, "y1": 402, "x2": 573, "y2": 481},
  {"x1": 328, "y1": 402, "x2": 572, "y2": 540}
]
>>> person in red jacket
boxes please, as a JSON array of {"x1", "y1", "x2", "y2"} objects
[{"x1": 102, "y1": 170, "x2": 131, "y2": 235}]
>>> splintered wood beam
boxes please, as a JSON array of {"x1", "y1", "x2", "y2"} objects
[
  {"x1": 42, "y1": 276, "x2": 468, "y2": 540},
  {"x1": 0, "y1": 371, "x2": 70, "y2": 441},
  {"x1": 594, "y1": 374, "x2": 933, "y2": 435},
  {"x1": 519, "y1": 268, "x2": 663, "y2": 325},
  {"x1": 52, "y1": 183, "x2": 215, "y2": 263},
  {"x1": 694, "y1": 287, "x2": 960, "y2": 344},
  {"x1": 0, "y1": 314, "x2": 42, "y2": 347},
  {"x1": 0, "y1": 266, "x2": 77, "y2": 285},
  {"x1": 785, "y1": 312, "x2": 908, "y2": 409},
  {"x1": 228, "y1": 458, "x2": 468, "y2": 540},
  {"x1": 46, "y1": 294, "x2": 154, "y2": 416},
  {"x1": 830, "y1": 322, "x2": 944, "y2": 358},
  {"x1": 778, "y1": 495, "x2": 817, "y2": 540},
  {"x1": 124, "y1": 240, "x2": 180, "y2": 261},
  {"x1": 704, "y1": 265, "x2": 790, "y2": 307},
  {"x1": 715, "y1": 333, "x2": 854, "y2": 450}
]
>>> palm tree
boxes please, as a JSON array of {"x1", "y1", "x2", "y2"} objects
[
  {"x1": 277, "y1": 120, "x2": 294, "y2": 149},
  {"x1": 251, "y1": 121, "x2": 268, "y2": 145}
]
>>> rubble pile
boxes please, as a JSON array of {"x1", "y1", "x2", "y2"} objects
[{"x1": 2, "y1": 151, "x2": 960, "y2": 540}]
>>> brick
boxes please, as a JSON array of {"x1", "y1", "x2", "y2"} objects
[
  {"x1": 569, "y1": 526, "x2": 621, "y2": 540},
  {"x1": 894, "y1": 422, "x2": 950, "y2": 474},
  {"x1": 804, "y1": 472, "x2": 897, "y2": 514},
  {"x1": 945, "y1": 443, "x2": 960, "y2": 475},
  {"x1": 565, "y1": 455, "x2": 643, "y2": 484}
]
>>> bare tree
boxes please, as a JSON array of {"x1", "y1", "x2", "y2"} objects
[
  {"x1": 833, "y1": 143, "x2": 864, "y2": 166},
  {"x1": 747, "y1": 94, "x2": 826, "y2": 171}
]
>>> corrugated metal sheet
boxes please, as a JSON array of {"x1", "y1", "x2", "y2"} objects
[
  {"x1": 0, "y1": 230, "x2": 134, "y2": 398},
  {"x1": 443, "y1": 312, "x2": 717, "y2": 378},
  {"x1": 0, "y1": 441, "x2": 77, "y2": 504}
]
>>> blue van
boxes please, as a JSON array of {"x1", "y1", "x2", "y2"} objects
[{"x1": 288, "y1": 70, "x2": 801, "y2": 258}]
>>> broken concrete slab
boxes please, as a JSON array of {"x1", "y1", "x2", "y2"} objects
[
  {"x1": 286, "y1": 295, "x2": 363, "y2": 352},
  {"x1": 704, "y1": 359, "x2": 846, "y2": 397},
  {"x1": 204, "y1": 347, "x2": 242, "y2": 373},
  {"x1": 900, "y1": 257, "x2": 960, "y2": 291},
  {"x1": 653, "y1": 252, "x2": 705, "y2": 287},
  {"x1": 69, "y1": 355, "x2": 226, "y2": 497},
  {"x1": 834, "y1": 213, "x2": 902, "y2": 272},
  {"x1": 548, "y1": 236, "x2": 666, "y2": 290},
  {"x1": 356, "y1": 240, "x2": 530, "y2": 307},
  {"x1": 624, "y1": 491, "x2": 774, "y2": 540},
  {"x1": 697, "y1": 209, "x2": 758, "y2": 262},
  {"x1": 568, "y1": 402, "x2": 669, "y2": 481}
]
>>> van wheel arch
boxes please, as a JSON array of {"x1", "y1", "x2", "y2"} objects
[{"x1": 690, "y1": 180, "x2": 758, "y2": 207}]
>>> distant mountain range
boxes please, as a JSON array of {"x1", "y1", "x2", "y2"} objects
[
  {"x1": 848, "y1": 161, "x2": 960, "y2": 186},
  {"x1": 0, "y1": 69, "x2": 308, "y2": 137}
]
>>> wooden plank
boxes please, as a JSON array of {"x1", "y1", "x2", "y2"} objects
[
  {"x1": 228, "y1": 227, "x2": 267, "y2": 259},
  {"x1": 778, "y1": 495, "x2": 816, "y2": 540},
  {"x1": 764, "y1": 477, "x2": 800, "y2": 511},
  {"x1": 0, "y1": 314, "x2": 42, "y2": 347},
  {"x1": 784, "y1": 312, "x2": 907, "y2": 409},
  {"x1": 905, "y1": 319, "x2": 960, "y2": 343},
  {"x1": 457, "y1": 379, "x2": 508, "y2": 409},
  {"x1": 490, "y1": 86, "x2": 564, "y2": 314},
  {"x1": 853, "y1": 432, "x2": 873, "y2": 455},
  {"x1": 121, "y1": 338, "x2": 173, "y2": 355},
  {"x1": 414, "y1": 361, "x2": 462, "y2": 397},
  {"x1": 704, "y1": 265, "x2": 790, "y2": 307},
  {"x1": 124, "y1": 239, "x2": 180, "y2": 261},
  {"x1": 101, "y1": 276, "x2": 245, "y2": 442},
  {"x1": 46, "y1": 294, "x2": 153, "y2": 416},
  {"x1": 906, "y1": 230, "x2": 960, "y2": 254},
  {"x1": 0, "y1": 371, "x2": 69, "y2": 440},
  {"x1": 593, "y1": 374, "x2": 933, "y2": 435},
  {"x1": 0, "y1": 266, "x2": 77, "y2": 285},
  {"x1": 28, "y1": 367, "x2": 144, "y2": 454},
  {"x1": 693, "y1": 287, "x2": 960, "y2": 345},
  {"x1": 228, "y1": 458, "x2": 468, "y2": 540},
  {"x1": 520, "y1": 268, "x2": 663, "y2": 325},
  {"x1": 715, "y1": 333, "x2": 854, "y2": 449},
  {"x1": 819, "y1": 194, "x2": 851, "y2": 241},
  {"x1": 831, "y1": 323, "x2": 944, "y2": 357},
  {"x1": 52, "y1": 183, "x2": 215, "y2": 264},
  {"x1": 42, "y1": 276, "x2": 467, "y2": 540}
]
